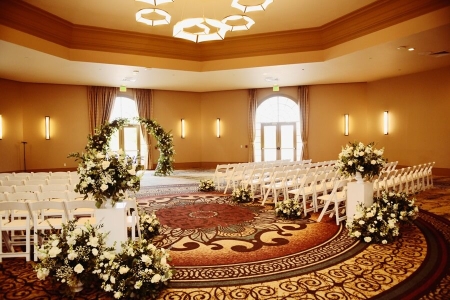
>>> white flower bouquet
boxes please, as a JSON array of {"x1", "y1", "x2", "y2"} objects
[
  {"x1": 336, "y1": 141, "x2": 386, "y2": 180},
  {"x1": 275, "y1": 199, "x2": 304, "y2": 219},
  {"x1": 347, "y1": 191, "x2": 419, "y2": 244},
  {"x1": 198, "y1": 179, "x2": 216, "y2": 192},
  {"x1": 71, "y1": 149, "x2": 144, "y2": 208},
  {"x1": 95, "y1": 239, "x2": 174, "y2": 299},
  {"x1": 231, "y1": 186, "x2": 253, "y2": 203},
  {"x1": 34, "y1": 220, "x2": 113, "y2": 295},
  {"x1": 138, "y1": 209, "x2": 161, "y2": 241}
]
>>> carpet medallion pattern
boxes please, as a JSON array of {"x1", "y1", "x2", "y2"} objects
[{"x1": 138, "y1": 194, "x2": 365, "y2": 288}]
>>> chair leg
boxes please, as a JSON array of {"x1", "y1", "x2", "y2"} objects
[{"x1": 317, "y1": 200, "x2": 331, "y2": 222}]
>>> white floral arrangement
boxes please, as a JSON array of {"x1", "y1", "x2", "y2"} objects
[
  {"x1": 94, "y1": 239, "x2": 174, "y2": 299},
  {"x1": 198, "y1": 179, "x2": 216, "y2": 192},
  {"x1": 34, "y1": 220, "x2": 113, "y2": 295},
  {"x1": 347, "y1": 191, "x2": 419, "y2": 244},
  {"x1": 336, "y1": 141, "x2": 386, "y2": 180},
  {"x1": 70, "y1": 149, "x2": 144, "y2": 208},
  {"x1": 138, "y1": 208, "x2": 161, "y2": 241},
  {"x1": 231, "y1": 186, "x2": 253, "y2": 203},
  {"x1": 275, "y1": 199, "x2": 304, "y2": 219}
]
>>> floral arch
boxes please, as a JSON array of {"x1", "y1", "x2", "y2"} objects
[{"x1": 73, "y1": 118, "x2": 174, "y2": 176}]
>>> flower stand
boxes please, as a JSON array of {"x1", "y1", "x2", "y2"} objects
[
  {"x1": 95, "y1": 202, "x2": 128, "y2": 252},
  {"x1": 346, "y1": 181, "x2": 374, "y2": 223}
]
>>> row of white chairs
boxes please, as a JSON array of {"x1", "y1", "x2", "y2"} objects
[
  {"x1": 0, "y1": 177, "x2": 77, "y2": 187},
  {"x1": 373, "y1": 162, "x2": 435, "y2": 197},
  {"x1": 0, "y1": 183, "x2": 77, "y2": 194},
  {"x1": 0, "y1": 171, "x2": 79, "y2": 181},
  {"x1": 0, "y1": 194, "x2": 140, "y2": 262},
  {"x1": 216, "y1": 159, "x2": 337, "y2": 194}
]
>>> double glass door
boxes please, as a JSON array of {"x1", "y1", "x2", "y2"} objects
[
  {"x1": 261, "y1": 122, "x2": 297, "y2": 161},
  {"x1": 109, "y1": 125, "x2": 141, "y2": 160}
]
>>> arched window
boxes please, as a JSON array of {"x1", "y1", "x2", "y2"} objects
[
  {"x1": 254, "y1": 96, "x2": 302, "y2": 162},
  {"x1": 109, "y1": 96, "x2": 146, "y2": 163}
]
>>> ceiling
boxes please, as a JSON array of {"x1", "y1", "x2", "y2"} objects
[{"x1": 0, "y1": 0, "x2": 449, "y2": 92}]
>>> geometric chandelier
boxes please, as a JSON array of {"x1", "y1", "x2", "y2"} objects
[
  {"x1": 173, "y1": 18, "x2": 232, "y2": 43},
  {"x1": 136, "y1": 8, "x2": 171, "y2": 26},
  {"x1": 231, "y1": 0, "x2": 274, "y2": 12}
]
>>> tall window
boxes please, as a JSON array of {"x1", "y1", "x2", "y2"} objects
[
  {"x1": 109, "y1": 97, "x2": 146, "y2": 164},
  {"x1": 254, "y1": 96, "x2": 301, "y2": 162}
]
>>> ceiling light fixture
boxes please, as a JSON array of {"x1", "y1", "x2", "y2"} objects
[
  {"x1": 222, "y1": 15, "x2": 255, "y2": 31},
  {"x1": 231, "y1": 0, "x2": 274, "y2": 12},
  {"x1": 136, "y1": 8, "x2": 171, "y2": 26},
  {"x1": 408, "y1": 47, "x2": 415, "y2": 51},
  {"x1": 136, "y1": 0, "x2": 174, "y2": 5},
  {"x1": 173, "y1": 18, "x2": 231, "y2": 43}
]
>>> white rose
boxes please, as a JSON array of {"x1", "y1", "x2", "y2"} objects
[
  {"x1": 134, "y1": 281, "x2": 143, "y2": 289},
  {"x1": 96, "y1": 152, "x2": 105, "y2": 159},
  {"x1": 68, "y1": 251, "x2": 78, "y2": 260},
  {"x1": 88, "y1": 236, "x2": 99, "y2": 248},
  {"x1": 51, "y1": 239, "x2": 60, "y2": 247},
  {"x1": 141, "y1": 254, "x2": 152, "y2": 265},
  {"x1": 348, "y1": 161, "x2": 353, "y2": 166},
  {"x1": 114, "y1": 291, "x2": 122, "y2": 299},
  {"x1": 36, "y1": 268, "x2": 49, "y2": 280},
  {"x1": 364, "y1": 237, "x2": 372, "y2": 243},
  {"x1": 102, "y1": 161, "x2": 111, "y2": 169},
  {"x1": 151, "y1": 273, "x2": 162, "y2": 283},
  {"x1": 100, "y1": 184, "x2": 109, "y2": 191},
  {"x1": 354, "y1": 231, "x2": 361, "y2": 238},
  {"x1": 48, "y1": 246, "x2": 62, "y2": 258},
  {"x1": 119, "y1": 266, "x2": 129, "y2": 274},
  {"x1": 74, "y1": 263, "x2": 84, "y2": 274},
  {"x1": 92, "y1": 248, "x2": 98, "y2": 256},
  {"x1": 371, "y1": 160, "x2": 376, "y2": 165}
]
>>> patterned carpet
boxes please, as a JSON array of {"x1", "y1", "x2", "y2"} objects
[{"x1": 0, "y1": 177, "x2": 449, "y2": 299}]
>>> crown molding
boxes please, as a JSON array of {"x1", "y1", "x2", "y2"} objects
[{"x1": 0, "y1": 0, "x2": 448, "y2": 62}]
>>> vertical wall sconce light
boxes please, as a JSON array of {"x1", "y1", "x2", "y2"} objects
[
  {"x1": 45, "y1": 116, "x2": 50, "y2": 140},
  {"x1": 383, "y1": 111, "x2": 389, "y2": 135},
  {"x1": 344, "y1": 114, "x2": 349, "y2": 136},
  {"x1": 181, "y1": 118, "x2": 185, "y2": 138},
  {"x1": 216, "y1": 118, "x2": 221, "y2": 138},
  {"x1": 0, "y1": 115, "x2": 3, "y2": 140}
]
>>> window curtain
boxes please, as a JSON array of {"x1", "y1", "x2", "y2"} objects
[
  {"x1": 134, "y1": 89, "x2": 153, "y2": 170},
  {"x1": 248, "y1": 89, "x2": 257, "y2": 162},
  {"x1": 87, "y1": 86, "x2": 117, "y2": 135},
  {"x1": 298, "y1": 86, "x2": 310, "y2": 160}
]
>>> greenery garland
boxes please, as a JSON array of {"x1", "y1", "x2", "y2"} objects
[{"x1": 70, "y1": 118, "x2": 174, "y2": 177}]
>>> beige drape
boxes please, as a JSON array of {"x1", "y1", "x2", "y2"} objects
[
  {"x1": 87, "y1": 86, "x2": 117, "y2": 135},
  {"x1": 298, "y1": 86, "x2": 310, "y2": 160},
  {"x1": 248, "y1": 89, "x2": 257, "y2": 162},
  {"x1": 134, "y1": 89, "x2": 153, "y2": 170}
]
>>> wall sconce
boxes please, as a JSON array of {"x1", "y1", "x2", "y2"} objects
[
  {"x1": 383, "y1": 111, "x2": 389, "y2": 135},
  {"x1": 216, "y1": 118, "x2": 221, "y2": 138},
  {"x1": 45, "y1": 116, "x2": 50, "y2": 140},
  {"x1": 344, "y1": 114, "x2": 349, "y2": 136},
  {"x1": 0, "y1": 115, "x2": 3, "y2": 140},
  {"x1": 181, "y1": 118, "x2": 185, "y2": 138}
]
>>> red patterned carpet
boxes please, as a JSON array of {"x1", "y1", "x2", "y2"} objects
[{"x1": 0, "y1": 177, "x2": 449, "y2": 299}]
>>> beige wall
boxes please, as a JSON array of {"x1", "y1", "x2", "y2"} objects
[
  {"x1": 0, "y1": 79, "x2": 24, "y2": 172},
  {"x1": 367, "y1": 67, "x2": 450, "y2": 169},
  {"x1": 1, "y1": 66, "x2": 449, "y2": 173}
]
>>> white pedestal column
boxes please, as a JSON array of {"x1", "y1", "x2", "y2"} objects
[
  {"x1": 346, "y1": 181, "x2": 374, "y2": 223},
  {"x1": 94, "y1": 202, "x2": 128, "y2": 252}
]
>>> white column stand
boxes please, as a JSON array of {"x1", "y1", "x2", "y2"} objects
[
  {"x1": 95, "y1": 201, "x2": 128, "y2": 252},
  {"x1": 346, "y1": 181, "x2": 374, "y2": 223}
]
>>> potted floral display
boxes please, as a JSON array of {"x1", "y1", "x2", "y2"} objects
[
  {"x1": 231, "y1": 186, "x2": 253, "y2": 203},
  {"x1": 198, "y1": 179, "x2": 216, "y2": 192},
  {"x1": 275, "y1": 199, "x2": 304, "y2": 219},
  {"x1": 95, "y1": 239, "x2": 174, "y2": 299},
  {"x1": 336, "y1": 141, "x2": 386, "y2": 181},
  {"x1": 347, "y1": 191, "x2": 419, "y2": 244},
  {"x1": 34, "y1": 220, "x2": 114, "y2": 295},
  {"x1": 70, "y1": 149, "x2": 144, "y2": 208},
  {"x1": 138, "y1": 208, "x2": 161, "y2": 241}
]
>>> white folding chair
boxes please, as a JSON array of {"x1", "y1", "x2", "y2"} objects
[
  {"x1": 64, "y1": 199, "x2": 97, "y2": 227},
  {"x1": 317, "y1": 179, "x2": 348, "y2": 225},
  {"x1": 124, "y1": 197, "x2": 141, "y2": 240},
  {"x1": 40, "y1": 183, "x2": 69, "y2": 192},
  {"x1": 25, "y1": 179, "x2": 48, "y2": 186},
  {"x1": 28, "y1": 200, "x2": 67, "y2": 261},
  {"x1": 36, "y1": 191, "x2": 69, "y2": 219},
  {"x1": 288, "y1": 173, "x2": 316, "y2": 216},
  {"x1": 6, "y1": 192, "x2": 38, "y2": 219},
  {"x1": 0, "y1": 186, "x2": 15, "y2": 193},
  {"x1": 1, "y1": 179, "x2": 25, "y2": 186},
  {"x1": 212, "y1": 164, "x2": 231, "y2": 190},
  {"x1": 13, "y1": 184, "x2": 41, "y2": 193},
  {"x1": 46, "y1": 178, "x2": 72, "y2": 185},
  {"x1": 0, "y1": 201, "x2": 32, "y2": 262}
]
